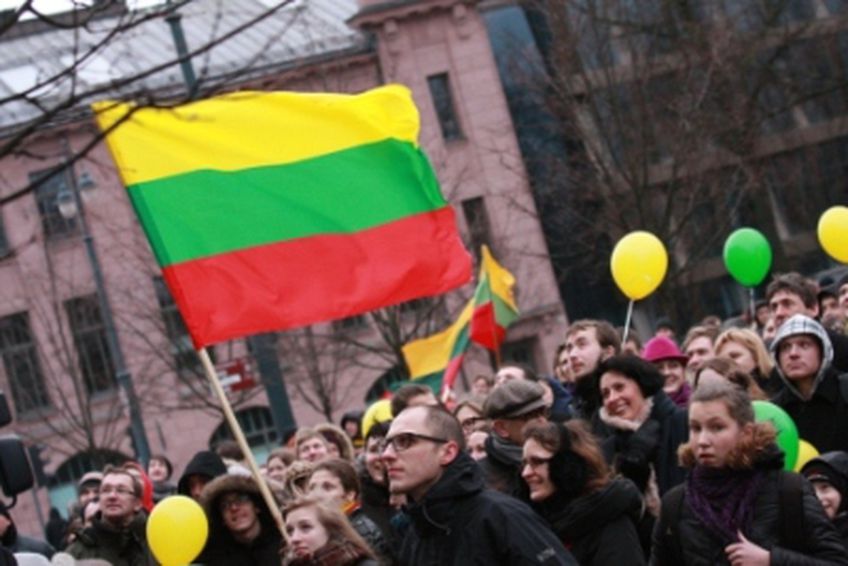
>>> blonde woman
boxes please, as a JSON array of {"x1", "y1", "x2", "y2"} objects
[{"x1": 714, "y1": 328, "x2": 781, "y2": 397}]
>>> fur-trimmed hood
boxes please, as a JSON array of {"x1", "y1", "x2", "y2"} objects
[
  {"x1": 200, "y1": 474, "x2": 282, "y2": 537},
  {"x1": 770, "y1": 314, "x2": 834, "y2": 400}
]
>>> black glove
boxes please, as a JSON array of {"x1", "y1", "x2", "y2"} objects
[{"x1": 616, "y1": 420, "x2": 661, "y2": 492}]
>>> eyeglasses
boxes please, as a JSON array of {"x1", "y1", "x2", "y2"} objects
[
  {"x1": 382, "y1": 432, "x2": 448, "y2": 453},
  {"x1": 218, "y1": 493, "x2": 252, "y2": 513},
  {"x1": 460, "y1": 416, "x2": 484, "y2": 432},
  {"x1": 521, "y1": 456, "x2": 552, "y2": 470},
  {"x1": 99, "y1": 486, "x2": 135, "y2": 498}
]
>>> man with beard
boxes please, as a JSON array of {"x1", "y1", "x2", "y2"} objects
[{"x1": 564, "y1": 320, "x2": 620, "y2": 420}]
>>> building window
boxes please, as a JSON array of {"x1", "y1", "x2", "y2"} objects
[
  {"x1": 30, "y1": 168, "x2": 78, "y2": 241},
  {"x1": 427, "y1": 73, "x2": 463, "y2": 141},
  {"x1": 0, "y1": 214, "x2": 10, "y2": 258},
  {"x1": 502, "y1": 337, "x2": 538, "y2": 371},
  {"x1": 153, "y1": 277, "x2": 204, "y2": 377},
  {"x1": 332, "y1": 314, "x2": 368, "y2": 332},
  {"x1": 65, "y1": 295, "x2": 115, "y2": 395},
  {"x1": 209, "y1": 406, "x2": 278, "y2": 463},
  {"x1": 462, "y1": 197, "x2": 493, "y2": 258},
  {"x1": 0, "y1": 312, "x2": 50, "y2": 413}
]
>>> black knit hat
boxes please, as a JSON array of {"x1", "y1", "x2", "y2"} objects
[
  {"x1": 598, "y1": 355, "x2": 664, "y2": 398},
  {"x1": 802, "y1": 452, "x2": 848, "y2": 514}
]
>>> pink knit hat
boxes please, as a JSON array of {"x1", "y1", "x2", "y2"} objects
[{"x1": 642, "y1": 336, "x2": 689, "y2": 364}]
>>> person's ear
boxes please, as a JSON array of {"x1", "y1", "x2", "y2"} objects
[
  {"x1": 492, "y1": 419, "x2": 510, "y2": 440},
  {"x1": 343, "y1": 490, "x2": 357, "y2": 504},
  {"x1": 601, "y1": 346, "x2": 615, "y2": 361},
  {"x1": 438, "y1": 441, "x2": 461, "y2": 465},
  {"x1": 741, "y1": 422, "x2": 755, "y2": 442}
]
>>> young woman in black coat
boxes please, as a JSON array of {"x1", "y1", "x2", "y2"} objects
[
  {"x1": 522, "y1": 419, "x2": 645, "y2": 565},
  {"x1": 651, "y1": 379, "x2": 848, "y2": 565}
]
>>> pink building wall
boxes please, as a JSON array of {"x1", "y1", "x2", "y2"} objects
[{"x1": 0, "y1": 0, "x2": 567, "y2": 537}]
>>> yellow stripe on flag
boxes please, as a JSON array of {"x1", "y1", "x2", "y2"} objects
[
  {"x1": 481, "y1": 245, "x2": 517, "y2": 311},
  {"x1": 403, "y1": 300, "x2": 474, "y2": 379},
  {"x1": 92, "y1": 85, "x2": 420, "y2": 186}
]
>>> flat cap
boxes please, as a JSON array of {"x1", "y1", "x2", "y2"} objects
[{"x1": 484, "y1": 380, "x2": 547, "y2": 419}]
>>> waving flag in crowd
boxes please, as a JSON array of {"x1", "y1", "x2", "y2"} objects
[
  {"x1": 470, "y1": 245, "x2": 519, "y2": 352},
  {"x1": 402, "y1": 245, "x2": 518, "y2": 396},
  {"x1": 93, "y1": 85, "x2": 472, "y2": 347},
  {"x1": 402, "y1": 299, "x2": 473, "y2": 397}
]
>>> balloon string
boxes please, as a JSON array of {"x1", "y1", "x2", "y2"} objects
[
  {"x1": 623, "y1": 300, "x2": 634, "y2": 345},
  {"x1": 749, "y1": 287, "x2": 755, "y2": 328}
]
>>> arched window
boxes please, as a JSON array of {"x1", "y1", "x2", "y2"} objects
[
  {"x1": 209, "y1": 406, "x2": 278, "y2": 464},
  {"x1": 47, "y1": 449, "x2": 128, "y2": 518}
]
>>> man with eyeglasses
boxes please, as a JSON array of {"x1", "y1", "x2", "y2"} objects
[
  {"x1": 383, "y1": 405, "x2": 576, "y2": 565},
  {"x1": 66, "y1": 465, "x2": 149, "y2": 565},
  {"x1": 478, "y1": 380, "x2": 550, "y2": 494},
  {"x1": 198, "y1": 474, "x2": 283, "y2": 565}
]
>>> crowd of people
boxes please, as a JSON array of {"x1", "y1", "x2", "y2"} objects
[{"x1": 2, "y1": 270, "x2": 848, "y2": 565}]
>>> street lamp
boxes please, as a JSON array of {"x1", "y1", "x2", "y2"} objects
[{"x1": 56, "y1": 156, "x2": 151, "y2": 465}]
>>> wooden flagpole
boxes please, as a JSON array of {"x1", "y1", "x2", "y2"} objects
[{"x1": 198, "y1": 348, "x2": 288, "y2": 542}]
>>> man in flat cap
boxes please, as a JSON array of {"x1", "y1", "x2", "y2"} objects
[{"x1": 478, "y1": 380, "x2": 549, "y2": 494}]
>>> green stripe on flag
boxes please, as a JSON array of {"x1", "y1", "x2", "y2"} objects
[
  {"x1": 491, "y1": 293, "x2": 519, "y2": 326},
  {"x1": 128, "y1": 139, "x2": 445, "y2": 266}
]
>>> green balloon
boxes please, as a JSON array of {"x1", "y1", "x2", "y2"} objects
[
  {"x1": 723, "y1": 228, "x2": 772, "y2": 287},
  {"x1": 752, "y1": 400, "x2": 799, "y2": 471}
]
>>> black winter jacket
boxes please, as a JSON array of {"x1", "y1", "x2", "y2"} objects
[
  {"x1": 534, "y1": 478, "x2": 645, "y2": 566},
  {"x1": 651, "y1": 455, "x2": 848, "y2": 565},
  {"x1": 398, "y1": 452, "x2": 576, "y2": 566},
  {"x1": 774, "y1": 367, "x2": 848, "y2": 455},
  {"x1": 602, "y1": 391, "x2": 688, "y2": 496},
  {"x1": 349, "y1": 507, "x2": 391, "y2": 564}
]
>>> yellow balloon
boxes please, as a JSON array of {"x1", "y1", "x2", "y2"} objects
[
  {"x1": 361, "y1": 399, "x2": 393, "y2": 439},
  {"x1": 610, "y1": 231, "x2": 668, "y2": 300},
  {"x1": 147, "y1": 495, "x2": 208, "y2": 566},
  {"x1": 793, "y1": 439, "x2": 820, "y2": 472},
  {"x1": 818, "y1": 206, "x2": 848, "y2": 263}
]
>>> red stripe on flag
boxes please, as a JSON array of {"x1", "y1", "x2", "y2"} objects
[
  {"x1": 442, "y1": 353, "x2": 466, "y2": 393},
  {"x1": 164, "y1": 207, "x2": 471, "y2": 347},
  {"x1": 470, "y1": 302, "x2": 506, "y2": 351}
]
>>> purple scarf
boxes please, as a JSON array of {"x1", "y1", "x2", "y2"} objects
[
  {"x1": 685, "y1": 465, "x2": 765, "y2": 545},
  {"x1": 668, "y1": 381, "x2": 692, "y2": 407}
]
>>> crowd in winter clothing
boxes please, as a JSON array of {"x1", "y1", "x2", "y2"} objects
[{"x1": 4, "y1": 270, "x2": 848, "y2": 565}]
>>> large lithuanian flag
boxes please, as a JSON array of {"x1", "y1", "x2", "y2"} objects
[{"x1": 93, "y1": 85, "x2": 471, "y2": 347}]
